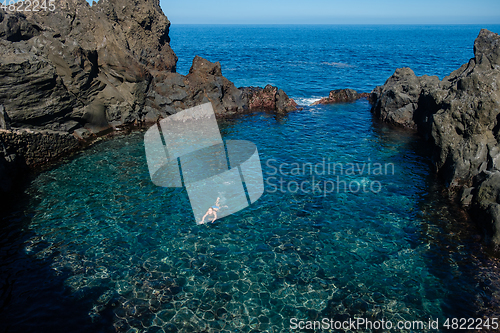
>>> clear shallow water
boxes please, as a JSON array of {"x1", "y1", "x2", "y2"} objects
[{"x1": 2, "y1": 25, "x2": 500, "y2": 332}]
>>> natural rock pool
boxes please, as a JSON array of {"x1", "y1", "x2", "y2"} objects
[
  {"x1": 3, "y1": 24, "x2": 500, "y2": 332},
  {"x1": 2, "y1": 100, "x2": 500, "y2": 332}
]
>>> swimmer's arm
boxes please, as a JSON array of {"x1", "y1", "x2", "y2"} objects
[{"x1": 201, "y1": 211, "x2": 209, "y2": 224}]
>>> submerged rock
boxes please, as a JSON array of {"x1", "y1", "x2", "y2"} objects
[{"x1": 371, "y1": 29, "x2": 500, "y2": 246}]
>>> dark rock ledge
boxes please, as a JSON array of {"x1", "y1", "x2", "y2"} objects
[
  {"x1": 0, "y1": 0, "x2": 297, "y2": 205},
  {"x1": 370, "y1": 29, "x2": 500, "y2": 247}
]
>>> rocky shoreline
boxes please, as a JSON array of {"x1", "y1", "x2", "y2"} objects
[
  {"x1": 370, "y1": 29, "x2": 500, "y2": 247},
  {"x1": 0, "y1": 0, "x2": 298, "y2": 205}
]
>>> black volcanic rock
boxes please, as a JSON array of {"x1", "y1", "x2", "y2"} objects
[
  {"x1": 371, "y1": 29, "x2": 500, "y2": 246},
  {"x1": 185, "y1": 56, "x2": 248, "y2": 115},
  {"x1": 370, "y1": 68, "x2": 434, "y2": 129},
  {"x1": 240, "y1": 84, "x2": 298, "y2": 113},
  {"x1": 0, "y1": 46, "x2": 81, "y2": 130},
  {"x1": 143, "y1": 56, "x2": 248, "y2": 119},
  {"x1": 0, "y1": 1, "x2": 295, "y2": 130},
  {"x1": 311, "y1": 88, "x2": 366, "y2": 105},
  {"x1": 0, "y1": 105, "x2": 10, "y2": 130},
  {"x1": 473, "y1": 28, "x2": 500, "y2": 67},
  {"x1": 0, "y1": 11, "x2": 41, "y2": 41},
  {"x1": 473, "y1": 171, "x2": 500, "y2": 244},
  {"x1": 24, "y1": 0, "x2": 177, "y2": 72}
]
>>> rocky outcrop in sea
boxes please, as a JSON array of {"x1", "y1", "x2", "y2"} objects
[
  {"x1": 240, "y1": 85, "x2": 298, "y2": 113},
  {"x1": 0, "y1": 0, "x2": 297, "y2": 201},
  {"x1": 370, "y1": 29, "x2": 500, "y2": 246},
  {"x1": 311, "y1": 89, "x2": 369, "y2": 105}
]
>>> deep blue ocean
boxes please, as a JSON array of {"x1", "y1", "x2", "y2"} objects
[{"x1": 2, "y1": 25, "x2": 500, "y2": 333}]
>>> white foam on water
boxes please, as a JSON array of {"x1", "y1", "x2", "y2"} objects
[{"x1": 293, "y1": 97, "x2": 323, "y2": 106}]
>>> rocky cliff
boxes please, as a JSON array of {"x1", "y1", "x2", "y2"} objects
[
  {"x1": 0, "y1": 0, "x2": 297, "y2": 202},
  {"x1": 370, "y1": 29, "x2": 500, "y2": 246}
]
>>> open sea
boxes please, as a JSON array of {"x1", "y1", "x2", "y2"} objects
[{"x1": 2, "y1": 25, "x2": 500, "y2": 332}]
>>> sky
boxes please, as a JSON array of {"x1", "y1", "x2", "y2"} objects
[{"x1": 159, "y1": 0, "x2": 500, "y2": 25}]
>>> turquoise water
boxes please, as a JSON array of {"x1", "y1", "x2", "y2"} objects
[{"x1": 2, "y1": 25, "x2": 500, "y2": 332}]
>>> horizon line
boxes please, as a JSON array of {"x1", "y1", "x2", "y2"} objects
[{"x1": 170, "y1": 22, "x2": 500, "y2": 25}]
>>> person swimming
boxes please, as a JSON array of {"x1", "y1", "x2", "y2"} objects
[{"x1": 201, "y1": 197, "x2": 223, "y2": 224}]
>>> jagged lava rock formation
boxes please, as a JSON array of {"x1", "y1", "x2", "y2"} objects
[
  {"x1": 240, "y1": 85, "x2": 298, "y2": 113},
  {"x1": 0, "y1": 0, "x2": 297, "y2": 200},
  {"x1": 371, "y1": 29, "x2": 500, "y2": 245},
  {"x1": 311, "y1": 89, "x2": 369, "y2": 106}
]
